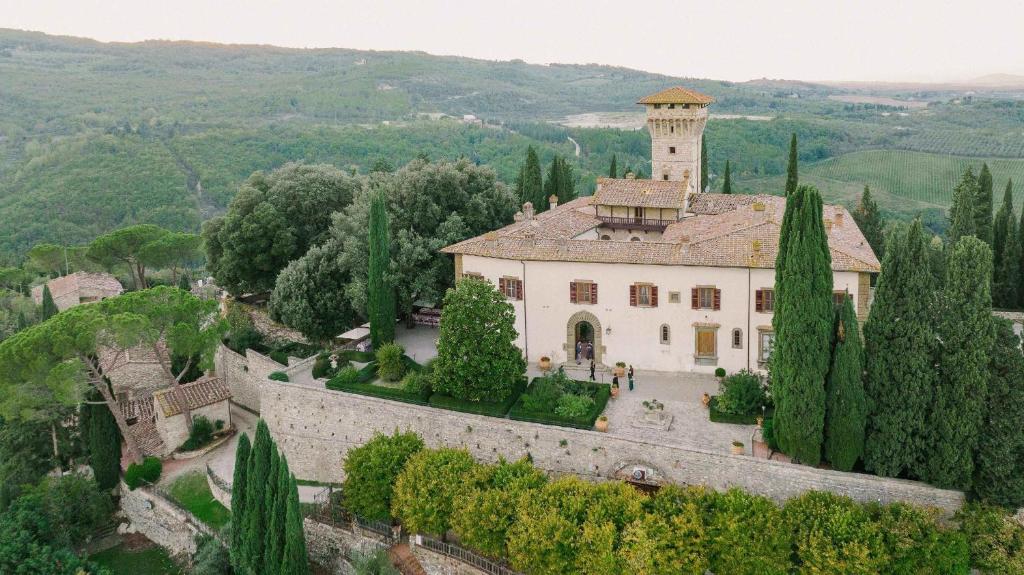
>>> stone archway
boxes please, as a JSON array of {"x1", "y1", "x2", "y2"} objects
[{"x1": 565, "y1": 310, "x2": 604, "y2": 365}]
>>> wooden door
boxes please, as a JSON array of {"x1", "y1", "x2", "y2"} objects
[{"x1": 696, "y1": 329, "x2": 716, "y2": 357}]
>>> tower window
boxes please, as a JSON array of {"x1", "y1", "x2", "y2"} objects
[
  {"x1": 669, "y1": 146, "x2": 676, "y2": 154},
  {"x1": 663, "y1": 174, "x2": 669, "y2": 181},
  {"x1": 668, "y1": 104, "x2": 676, "y2": 109},
  {"x1": 670, "y1": 125, "x2": 674, "y2": 133},
  {"x1": 653, "y1": 104, "x2": 662, "y2": 109}
]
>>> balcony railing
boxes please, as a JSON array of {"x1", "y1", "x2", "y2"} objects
[{"x1": 597, "y1": 215, "x2": 676, "y2": 231}]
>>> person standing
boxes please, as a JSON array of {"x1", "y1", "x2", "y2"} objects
[
  {"x1": 612, "y1": 374, "x2": 619, "y2": 390},
  {"x1": 576, "y1": 340, "x2": 583, "y2": 365},
  {"x1": 628, "y1": 365, "x2": 635, "y2": 391},
  {"x1": 589, "y1": 359, "x2": 596, "y2": 381}
]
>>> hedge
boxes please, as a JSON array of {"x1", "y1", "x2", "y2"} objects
[
  {"x1": 268, "y1": 371, "x2": 289, "y2": 382},
  {"x1": 124, "y1": 457, "x2": 163, "y2": 489},
  {"x1": 429, "y1": 377, "x2": 527, "y2": 417},
  {"x1": 325, "y1": 357, "x2": 430, "y2": 405},
  {"x1": 709, "y1": 396, "x2": 773, "y2": 425},
  {"x1": 509, "y1": 379, "x2": 611, "y2": 429}
]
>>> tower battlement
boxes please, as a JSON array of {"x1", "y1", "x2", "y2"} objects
[{"x1": 638, "y1": 87, "x2": 713, "y2": 189}]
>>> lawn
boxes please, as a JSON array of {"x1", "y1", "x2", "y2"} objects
[
  {"x1": 167, "y1": 472, "x2": 231, "y2": 530},
  {"x1": 90, "y1": 543, "x2": 182, "y2": 575}
]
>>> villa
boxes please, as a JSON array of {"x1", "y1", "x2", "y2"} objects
[{"x1": 442, "y1": 87, "x2": 880, "y2": 374}]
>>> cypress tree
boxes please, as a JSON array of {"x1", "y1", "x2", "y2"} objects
[
  {"x1": 995, "y1": 210, "x2": 1020, "y2": 308},
  {"x1": 609, "y1": 154, "x2": 618, "y2": 179},
  {"x1": 242, "y1": 421, "x2": 273, "y2": 573},
  {"x1": 863, "y1": 221, "x2": 936, "y2": 478},
  {"x1": 771, "y1": 186, "x2": 833, "y2": 465},
  {"x1": 775, "y1": 184, "x2": 806, "y2": 280},
  {"x1": 560, "y1": 157, "x2": 576, "y2": 202},
  {"x1": 41, "y1": 284, "x2": 58, "y2": 320},
  {"x1": 824, "y1": 297, "x2": 867, "y2": 472},
  {"x1": 16, "y1": 311, "x2": 27, "y2": 331},
  {"x1": 974, "y1": 318, "x2": 1024, "y2": 508},
  {"x1": 948, "y1": 167, "x2": 979, "y2": 243},
  {"x1": 721, "y1": 160, "x2": 732, "y2": 194},
  {"x1": 230, "y1": 432, "x2": 251, "y2": 570},
  {"x1": 785, "y1": 133, "x2": 798, "y2": 196},
  {"x1": 280, "y1": 475, "x2": 310, "y2": 575},
  {"x1": 852, "y1": 186, "x2": 885, "y2": 259},
  {"x1": 177, "y1": 273, "x2": 191, "y2": 292},
  {"x1": 367, "y1": 189, "x2": 395, "y2": 349},
  {"x1": 1018, "y1": 206, "x2": 1024, "y2": 308},
  {"x1": 521, "y1": 146, "x2": 544, "y2": 209},
  {"x1": 265, "y1": 453, "x2": 290, "y2": 575},
  {"x1": 542, "y1": 156, "x2": 564, "y2": 211},
  {"x1": 87, "y1": 395, "x2": 122, "y2": 490},
  {"x1": 927, "y1": 236, "x2": 993, "y2": 489},
  {"x1": 975, "y1": 163, "x2": 994, "y2": 246},
  {"x1": 993, "y1": 180, "x2": 1013, "y2": 277},
  {"x1": 700, "y1": 137, "x2": 708, "y2": 192},
  {"x1": 262, "y1": 448, "x2": 282, "y2": 575}
]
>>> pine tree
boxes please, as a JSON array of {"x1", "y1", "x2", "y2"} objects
[
  {"x1": 280, "y1": 475, "x2": 310, "y2": 575},
  {"x1": 995, "y1": 210, "x2": 1020, "y2": 308},
  {"x1": 265, "y1": 454, "x2": 290, "y2": 575},
  {"x1": 948, "y1": 167, "x2": 979, "y2": 243},
  {"x1": 927, "y1": 236, "x2": 993, "y2": 489},
  {"x1": 242, "y1": 421, "x2": 273, "y2": 573},
  {"x1": 87, "y1": 394, "x2": 122, "y2": 490},
  {"x1": 993, "y1": 180, "x2": 1013, "y2": 278},
  {"x1": 852, "y1": 186, "x2": 885, "y2": 259},
  {"x1": 700, "y1": 137, "x2": 708, "y2": 192},
  {"x1": 824, "y1": 297, "x2": 867, "y2": 472},
  {"x1": 609, "y1": 154, "x2": 618, "y2": 179},
  {"x1": 367, "y1": 189, "x2": 395, "y2": 349},
  {"x1": 771, "y1": 186, "x2": 833, "y2": 465},
  {"x1": 785, "y1": 133, "x2": 798, "y2": 196},
  {"x1": 863, "y1": 221, "x2": 936, "y2": 478},
  {"x1": 521, "y1": 146, "x2": 544, "y2": 209},
  {"x1": 262, "y1": 448, "x2": 282, "y2": 575},
  {"x1": 41, "y1": 284, "x2": 58, "y2": 320},
  {"x1": 975, "y1": 163, "x2": 994, "y2": 246},
  {"x1": 721, "y1": 160, "x2": 732, "y2": 194},
  {"x1": 974, "y1": 318, "x2": 1024, "y2": 508},
  {"x1": 230, "y1": 432, "x2": 251, "y2": 570}
]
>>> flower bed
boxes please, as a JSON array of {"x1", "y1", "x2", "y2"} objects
[
  {"x1": 508, "y1": 377, "x2": 610, "y2": 429},
  {"x1": 708, "y1": 396, "x2": 774, "y2": 425},
  {"x1": 325, "y1": 356, "x2": 430, "y2": 405},
  {"x1": 428, "y1": 377, "x2": 527, "y2": 417}
]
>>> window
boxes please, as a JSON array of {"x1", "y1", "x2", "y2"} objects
[
  {"x1": 732, "y1": 328, "x2": 743, "y2": 349},
  {"x1": 630, "y1": 283, "x2": 658, "y2": 307},
  {"x1": 670, "y1": 125, "x2": 674, "y2": 133},
  {"x1": 668, "y1": 291, "x2": 681, "y2": 304},
  {"x1": 833, "y1": 290, "x2": 850, "y2": 306},
  {"x1": 692, "y1": 286, "x2": 720, "y2": 310},
  {"x1": 668, "y1": 103, "x2": 676, "y2": 109},
  {"x1": 570, "y1": 281, "x2": 597, "y2": 305},
  {"x1": 633, "y1": 206, "x2": 645, "y2": 221},
  {"x1": 630, "y1": 236, "x2": 641, "y2": 242},
  {"x1": 498, "y1": 277, "x2": 523, "y2": 300},
  {"x1": 759, "y1": 330, "x2": 775, "y2": 363},
  {"x1": 755, "y1": 288, "x2": 775, "y2": 312},
  {"x1": 696, "y1": 327, "x2": 717, "y2": 359},
  {"x1": 653, "y1": 104, "x2": 662, "y2": 109},
  {"x1": 669, "y1": 146, "x2": 676, "y2": 154},
  {"x1": 663, "y1": 174, "x2": 670, "y2": 181},
  {"x1": 660, "y1": 324, "x2": 671, "y2": 345},
  {"x1": 600, "y1": 234, "x2": 611, "y2": 240}
]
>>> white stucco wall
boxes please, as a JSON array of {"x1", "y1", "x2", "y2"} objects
[{"x1": 461, "y1": 255, "x2": 862, "y2": 374}]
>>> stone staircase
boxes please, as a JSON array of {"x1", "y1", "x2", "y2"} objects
[{"x1": 388, "y1": 543, "x2": 428, "y2": 575}]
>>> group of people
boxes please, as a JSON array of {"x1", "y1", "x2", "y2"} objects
[
  {"x1": 612, "y1": 365, "x2": 635, "y2": 391},
  {"x1": 575, "y1": 339, "x2": 636, "y2": 390}
]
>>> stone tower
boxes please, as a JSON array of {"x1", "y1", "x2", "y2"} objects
[{"x1": 638, "y1": 87, "x2": 713, "y2": 189}]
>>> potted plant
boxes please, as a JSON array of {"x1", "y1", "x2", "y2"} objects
[
  {"x1": 595, "y1": 415, "x2": 609, "y2": 432},
  {"x1": 610, "y1": 382, "x2": 619, "y2": 398},
  {"x1": 702, "y1": 392, "x2": 711, "y2": 408},
  {"x1": 613, "y1": 361, "x2": 626, "y2": 377},
  {"x1": 539, "y1": 356, "x2": 552, "y2": 371},
  {"x1": 731, "y1": 441, "x2": 745, "y2": 455},
  {"x1": 714, "y1": 367, "x2": 727, "y2": 379}
]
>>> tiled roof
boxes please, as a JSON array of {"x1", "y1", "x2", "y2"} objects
[
  {"x1": 591, "y1": 177, "x2": 690, "y2": 209},
  {"x1": 32, "y1": 271, "x2": 123, "y2": 301},
  {"x1": 154, "y1": 376, "x2": 231, "y2": 418},
  {"x1": 121, "y1": 395, "x2": 155, "y2": 421},
  {"x1": 442, "y1": 192, "x2": 880, "y2": 273},
  {"x1": 637, "y1": 86, "x2": 714, "y2": 105}
]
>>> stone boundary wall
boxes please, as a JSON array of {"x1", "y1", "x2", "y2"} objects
[
  {"x1": 206, "y1": 465, "x2": 232, "y2": 509},
  {"x1": 261, "y1": 379, "x2": 964, "y2": 513},
  {"x1": 214, "y1": 342, "x2": 289, "y2": 412},
  {"x1": 284, "y1": 353, "x2": 320, "y2": 380},
  {"x1": 304, "y1": 518, "x2": 389, "y2": 574},
  {"x1": 120, "y1": 484, "x2": 211, "y2": 556},
  {"x1": 411, "y1": 545, "x2": 490, "y2": 575}
]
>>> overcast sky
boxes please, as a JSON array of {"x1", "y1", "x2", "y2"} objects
[{"x1": 2, "y1": 0, "x2": 1022, "y2": 82}]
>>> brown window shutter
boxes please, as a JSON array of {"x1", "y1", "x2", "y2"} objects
[
  {"x1": 755, "y1": 289, "x2": 764, "y2": 312},
  {"x1": 629, "y1": 285, "x2": 637, "y2": 307},
  {"x1": 591, "y1": 283, "x2": 598, "y2": 305},
  {"x1": 516, "y1": 279, "x2": 523, "y2": 300},
  {"x1": 714, "y1": 288, "x2": 721, "y2": 310},
  {"x1": 651, "y1": 286, "x2": 659, "y2": 307},
  {"x1": 691, "y1": 288, "x2": 699, "y2": 309},
  {"x1": 498, "y1": 277, "x2": 506, "y2": 296},
  {"x1": 570, "y1": 281, "x2": 577, "y2": 303}
]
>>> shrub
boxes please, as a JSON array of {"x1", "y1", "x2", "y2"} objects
[
  {"x1": 714, "y1": 367, "x2": 727, "y2": 377},
  {"x1": 956, "y1": 503, "x2": 1024, "y2": 574},
  {"x1": 452, "y1": 459, "x2": 548, "y2": 559},
  {"x1": 392, "y1": 448, "x2": 481, "y2": 536},
  {"x1": 125, "y1": 457, "x2": 163, "y2": 489},
  {"x1": 312, "y1": 353, "x2": 346, "y2": 379},
  {"x1": 781, "y1": 491, "x2": 886, "y2": 574},
  {"x1": 521, "y1": 375, "x2": 565, "y2": 411},
  {"x1": 334, "y1": 366, "x2": 360, "y2": 386},
  {"x1": 376, "y1": 342, "x2": 406, "y2": 382},
  {"x1": 619, "y1": 507, "x2": 709, "y2": 574},
  {"x1": 180, "y1": 416, "x2": 215, "y2": 451},
  {"x1": 762, "y1": 417, "x2": 780, "y2": 451},
  {"x1": 214, "y1": 419, "x2": 225, "y2": 431},
  {"x1": 342, "y1": 431, "x2": 424, "y2": 521},
  {"x1": 268, "y1": 371, "x2": 289, "y2": 382},
  {"x1": 870, "y1": 502, "x2": 970, "y2": 575},
  {"x1": 554, "y1": 393, "x2": 594, "y2": 418},
  {"x1": 716, "y1": 370, "x2": 768, "y2": 416},
  {"x1": 706, "y1": 489, "x2": 791, "y2": 575},
  {"x1": 401, "y1": 371, "x2": 432, "y2": 396}
]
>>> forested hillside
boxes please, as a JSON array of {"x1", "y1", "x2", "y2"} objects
[{"x1": 0, "y1": 28, "x2": 1022, "y2": 261}]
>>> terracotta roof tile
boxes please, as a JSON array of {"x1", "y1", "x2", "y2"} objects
[
  {"x1": 591, "y1": 177, "x2": 691, "y2": 209},
  {"x1": 154, "y1": 376, "x2": 231, "y2": 418},
  {"x1": 637, "y1": 86, "x2": 714, "y2": 105}
]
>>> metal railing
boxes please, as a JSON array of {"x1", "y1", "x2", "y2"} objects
[
  {"x1": 415, "y1": 535, "x2": 523, "y2": 575},
  {"x1": 596, "y1": 215, "x2": 675, "y2": 231},
  {"x1": 307, "y1": 487, "x2": 396, "y2": 544}
]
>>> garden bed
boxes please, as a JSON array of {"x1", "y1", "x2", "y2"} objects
[
  {"x1": 428, "y1": 377, "x2": 527, "y2": 417},
  {"x1": 509, "y1": 378, "x2": 611, "y2": 429},
  {"x1": 324, "y1": 356, "x2": 430, "y2": 405},
  {"x1": 166, "y1": 472, "x2": 231, "y2": 530},
  {"x1": 708, "y1": 396, "x2": 773, "y2": 425}
]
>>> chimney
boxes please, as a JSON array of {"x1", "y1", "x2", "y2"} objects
[
  {"x1": 549, "y1": 194, "x2": 559, "y2": 209},
  {"x1": 522, "y1": 201, "x2": 534, "y2": 220}
]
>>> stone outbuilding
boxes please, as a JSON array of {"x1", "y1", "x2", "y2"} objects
[
  {"x1": 123, "y1": 376, "x2": 232, "y2": 457},
  {"x1": 31, "y1": 271, "x2": 123, "y2": 311}
]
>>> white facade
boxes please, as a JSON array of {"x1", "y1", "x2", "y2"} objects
[{"x1": 461, "y1": 254, "x2": 864, "y2": 374}]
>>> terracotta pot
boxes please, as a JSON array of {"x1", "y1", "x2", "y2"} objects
[
  {"x1": 756, "y1": 416, "x2": 764, "y2": 428},
  {"x1": 610, "y1": 386, "x2": 619, "y2": 398},
  {"x1": 701, "y1": 392, "x2": 711, "y2": 408},
  {"x1": 595, "y1": 418, "x2": 609, "y2": 432},
  {"x1": 613, "y1": 366, "x2": 626, "y2": 377},
  {"x1": 539, "y1": 357, "x2": 551, "y2": 371},
  {"x1": 731, "y1": 443, "x2": 745, "y2": 456}
]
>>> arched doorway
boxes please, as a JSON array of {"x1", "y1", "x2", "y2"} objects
[{"x1": 565, "y1": 310, "x2": 603, "y2": 365}]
